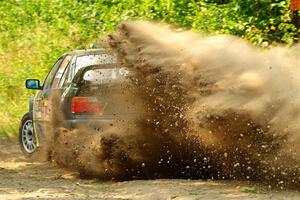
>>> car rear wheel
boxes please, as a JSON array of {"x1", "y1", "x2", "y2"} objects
[{"x1": 19, "y1": 113, "x2": 36, "y2": 156}]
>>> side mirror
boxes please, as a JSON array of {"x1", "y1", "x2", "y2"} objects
[{"x1": 25, "y1": 79, "x2": 42, "y2": 90}]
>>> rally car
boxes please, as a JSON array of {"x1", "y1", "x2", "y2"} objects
[{"x1": 19, "y1": 48, "x2": 142, "y2": 156}]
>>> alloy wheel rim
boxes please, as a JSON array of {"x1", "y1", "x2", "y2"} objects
[{"x1": 21, "y1": 120, "x2": 36, "y2": 153}]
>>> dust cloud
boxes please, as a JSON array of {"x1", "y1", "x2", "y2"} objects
[{"x1": 44, "y1": 21, "x2": 300, "y2": 188}]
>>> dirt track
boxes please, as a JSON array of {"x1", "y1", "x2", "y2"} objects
[{"x1": 0, "y1": 140, "x2": 299, "y2": 200}]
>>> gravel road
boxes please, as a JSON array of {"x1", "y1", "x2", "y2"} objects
[{"x1": 0, "y1": 140, "x2": 299, "y2": 200}]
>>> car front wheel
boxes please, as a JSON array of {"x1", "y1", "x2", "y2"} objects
[{"x1": 19, "y1": 112, "x2": 36, "y2": 156}]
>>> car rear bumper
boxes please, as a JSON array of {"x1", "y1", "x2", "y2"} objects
[
  {"x1": 65, "y1": 118, "x2": 117, "y2": 129},
  {"x1": 64, "y1": 116, "x2": 142, "y2": 130}
]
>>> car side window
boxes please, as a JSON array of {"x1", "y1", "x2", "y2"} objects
[
  {"x1": 60, "y1": 56, "x2": 76, "y2": 87},
  {"x1": 52, "y1": 55, "x2": 72, "y2": 89},
  {"x1": 43, "y1": 57, "x2": 64, "y2": 90}
]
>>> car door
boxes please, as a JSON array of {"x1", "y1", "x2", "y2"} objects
[{"x1": 33, "y1": 55, "x2": 72, "y2": 136}]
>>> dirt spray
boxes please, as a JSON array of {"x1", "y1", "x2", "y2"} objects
[{"x1": 45, "y1": 21, "x2": 300, "y2": 188}]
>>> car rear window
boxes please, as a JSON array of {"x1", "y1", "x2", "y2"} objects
[
  {"x1": 82, "y1": 67, "x2": 131, "y2": 85},
  {"x1": 75, "y1": 54, "x2": 117, "y2": 75}
]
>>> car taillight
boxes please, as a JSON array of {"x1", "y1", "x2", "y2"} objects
[{"x1": 71, "y1": 97, "x2": 101, "y2": 113}]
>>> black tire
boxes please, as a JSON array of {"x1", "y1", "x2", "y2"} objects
[{"x1": 19, "y1": 112, "x2": 37, "y2": 156}]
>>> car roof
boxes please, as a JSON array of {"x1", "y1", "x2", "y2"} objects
[{"x1": 65, "y1": 48, "x2": 111, "y2": 57}]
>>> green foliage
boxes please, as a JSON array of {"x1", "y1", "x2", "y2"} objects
[{"x1": 0, "y1": 0, "x2": 297, "y2": 138}]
